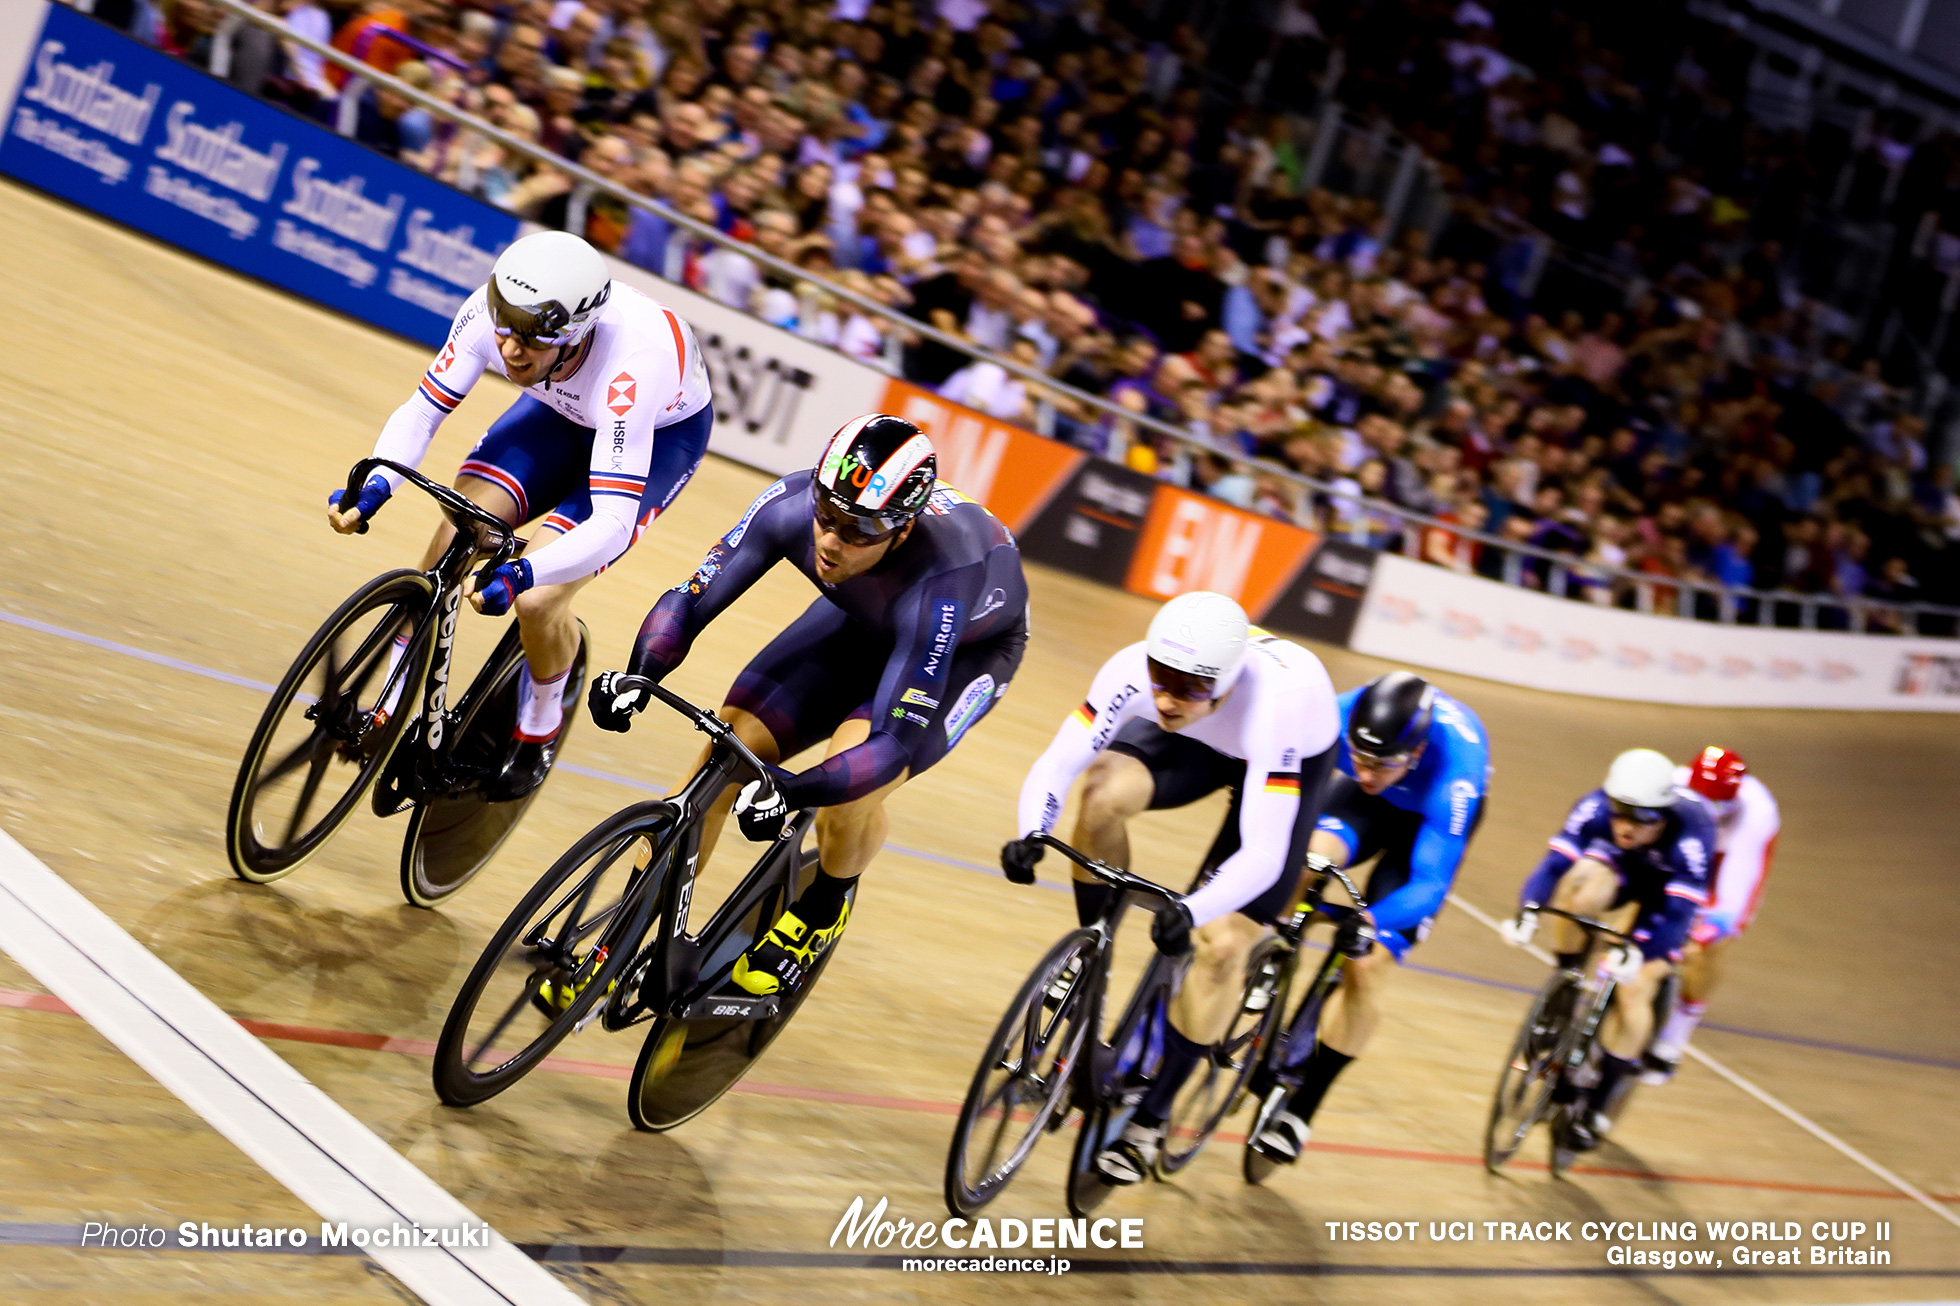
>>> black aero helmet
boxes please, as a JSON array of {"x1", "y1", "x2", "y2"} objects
[
  {"x1": 812, "y1": 413, "x2": 937, "y2": 536},
  {"x1": 1347, "y1": 671, "x2": 1435, "y2": 761}
]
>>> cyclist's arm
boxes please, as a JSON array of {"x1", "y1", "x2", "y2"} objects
[
  {"x1": 1014, "y1": 645, "x2": 1151, "y2": 837},
  {"x1": 1372, "y1": 737, "x2": 1487, "y2": 935},
  {"x1": 520, "y1": 343, "x2": 687, "y2": 589},
  {"x1": 1649, "y1": 823, "x2": 1714, "y2": 958},
  {"x1": 1181, "y1": 703, "x2": 1339, "y2": 929},
  {"x1": 626, "y1": 478, "x2": 796, "y2": 680},
  {"x1": 1519, "y1": 793, "x2": 1601, "y2": 907},
  {"x1": 1704, "y1": 785, "x2": 1778, "y2": 936},
  {"x1": 772, "y1": 570, "x2": 976, "y2": 810},
  {"x1": 369, "y1": 295, "x2": 494, "y2": 491},
  {"x1": 1370, "y1": 798, "x2": 1477, "y2": 937}
]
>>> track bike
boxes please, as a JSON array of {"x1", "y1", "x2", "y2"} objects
[
  {"x1": 1484, "y1": 907, "x2": 1672, "y2": 1176},
  {"x1": 432, "y1": 675, "x2": 848, "y2": 1132},
  {"x1": 226, "y1": 457, "x2": 588, "y2": 908},
  {"x1": 1234, "y1": 855, "x2": 1373, "y2": 1184},
  {"x1": 945, "y1": 835, "x2": 1317, "y2": 1217}
]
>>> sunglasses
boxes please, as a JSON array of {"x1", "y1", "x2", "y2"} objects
[
  {"x1": 1146, "y1": 657, "x2": 1220, "y2": 703},
  {"x1": 1350, "y1": 749, "x2": 1414, "y2": 771},
  {"x1": 813, "y1": 486, "x2": 901, "y2": 546},
  {"x1": 1608, "y1": 799, "x2": 1667, "y2": 826}
]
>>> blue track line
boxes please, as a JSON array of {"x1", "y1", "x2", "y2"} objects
[{"x1": 6, "y1": 604, "x2": 1956, "y2": 1076}]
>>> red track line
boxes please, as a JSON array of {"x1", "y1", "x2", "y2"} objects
[{"x1": 5, "y1": 986, "x2": 1954, "y2": 1204}]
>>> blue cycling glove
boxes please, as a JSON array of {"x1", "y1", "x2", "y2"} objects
[
  {"x1": 474, "y1": 558, "x2": 534, "y2": 617},
  {"x1": 328, "y1": 474, "x2": 394, "y2": 523}
]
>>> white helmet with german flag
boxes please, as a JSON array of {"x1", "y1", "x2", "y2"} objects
[{"x1": 811, "y1": 414, "x2": 937, "y2": 543}]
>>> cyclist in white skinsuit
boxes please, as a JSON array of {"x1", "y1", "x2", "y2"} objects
[
  {"x1": 1645, "y1": 746, "x2": 1781, "y2": 1082},
  {"x1": 327, "y1": 230, "x2": 712, "y2": 799},
  {"x1": 1000, "y1": 591, "x2": 1341, "y2": 1184}
]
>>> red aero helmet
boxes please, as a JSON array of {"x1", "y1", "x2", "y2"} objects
[{"x1": 1688, "y1": 746, "x2": 1746, "y2": 803}]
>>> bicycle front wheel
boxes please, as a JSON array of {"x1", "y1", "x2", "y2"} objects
[
  {"x1": 431, "y1": 803, "x2": 669, "y2": 1107},
  {"x1": 226, "y1": 570, "x2": 433, "y2": 883},
  {"x1": 1159, "y1": 936, "x2": 1287, "y2": 1177},
  {"x1": 944, "y1": 928, "x2": 1098, "y2": 1217},
  {"x1": 1484, "y1": 974, "x2": 1571, "y2": 1171}
]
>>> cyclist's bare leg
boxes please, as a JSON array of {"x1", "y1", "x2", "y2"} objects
[
  {"x1": 809, "y1": 717, "x2": 908, "y2": 881},
  {"x1": 1601, "y1": 957, "x2": 1673, "y2": 1059},
  {"x1": 1679, "y1": 936, "x2": 1723, "y2": 1006},
  {"x1": 1168, "y1": 911, "x2": 1266, "y2": 1044},
  {"x1": 1316, "y1": 942, "x2": 1395, "y2": 1055},
  {"x1": 417, "y1": 474, "x2": 519, "y2": 570},
  {"x1": 506, "y1": 520, "x2": 593, "y2": 683},
  {"x1": 688, "y1": 705, "x2": 782, "y2": 877},
  {"x1": 1303, "y1": 828, "x2": 1394, "y2": 1055},
  {"x1": 1545, "y1": 858, "x2": 1620, "y2": 957},
  {"x1": 1070, "y1": 751, "x2": 1153, "y2": 880}
]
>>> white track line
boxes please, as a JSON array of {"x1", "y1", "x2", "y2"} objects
[
  {"x1": 1446, "y1": 891, "x2": 1960, "y2": 1232},
  {"x1": 0, "y1": 828, "x2": 583, "y2": 1305}
]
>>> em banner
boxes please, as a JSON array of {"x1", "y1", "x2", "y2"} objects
[
  {"x1": 1123, "y1": 484, "x2": 1319, "y2": 621},
  {"x1": 0, "y1": 2, "x2": 518, "y2": 346},
  {"x1": 1352, "y1": 553, "x2": 1960, "y2": 711}
]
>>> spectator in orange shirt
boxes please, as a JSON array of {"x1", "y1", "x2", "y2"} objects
[{"x1": 329, "y1": 0, "x2": 415, "y2": 89}]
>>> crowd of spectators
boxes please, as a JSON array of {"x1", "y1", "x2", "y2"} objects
[{"x1": 126, "y1": 0, "x2": 1960, "y2": 624}]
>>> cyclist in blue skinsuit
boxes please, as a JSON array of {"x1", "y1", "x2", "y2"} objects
[
  {"x1": 1252, "y1": 671, "x2": 1491, "y2": 1163},
  {"x1": 588, "y1": 414, "x2": 1029, "y2": 999}
]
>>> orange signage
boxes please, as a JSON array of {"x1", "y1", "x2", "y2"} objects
[
  {"x1": 1123, "y1": 485, "x2": 1319, "y2": 619},
  {"x1": 878, "y1": 379, "x2": 1083, "y2": 533}
]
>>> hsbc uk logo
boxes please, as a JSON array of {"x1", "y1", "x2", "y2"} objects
[
  {"x1": 435, "y1": 343, "x2": 455, "y2": 373},
  {"x1": 607, "y1": 371, "x2": 636, "y2": 416}
]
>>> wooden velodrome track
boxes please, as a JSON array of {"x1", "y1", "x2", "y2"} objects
[{"x1": 0, "y1": 179, "x2": 1955, "y2": 1306}]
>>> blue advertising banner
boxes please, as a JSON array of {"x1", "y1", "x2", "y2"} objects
[{"x1": 0, "y1": 4, "x2": 517, "y2": 346}]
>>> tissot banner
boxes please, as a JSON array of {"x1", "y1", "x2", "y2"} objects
[{"x1": 0, "y1": 3, "x2": 519, "y2": 347}]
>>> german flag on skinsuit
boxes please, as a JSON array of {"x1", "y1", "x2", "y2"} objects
[
  {"x1": 1264, "y1": 772, "x2": 1302, "y2": 797},
  {"x1": 1070, "y1": 700, "x2": 1097, "y2": 729}
]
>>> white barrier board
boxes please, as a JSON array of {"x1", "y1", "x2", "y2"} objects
[{"x1": 1351, "y1": 554, "x2": 1960, "y2": 711}]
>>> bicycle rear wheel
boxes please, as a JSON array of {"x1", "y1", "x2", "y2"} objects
[
  {"x1": 431, "y1": 803, "x2": 668, "y2": 1106},
  {"x1": 626, "y1": 840, "x2": 839, "y2": 1132},
  {"x1": 1484, "y1": 974, "x2": 1571, "y2": 1172},
  {"x1": 1158, "y1": 936, "x2": 1286, "y2": 1178},
  {"x1": 227, "y1": 570, "x2": 432, "y2": 883},
  {"x1": 399, "y1": 622, "x2": 589, "y2": 907},
  {"x1": 944, "y1": 929, "x2": 1098, "y2": 1216}
]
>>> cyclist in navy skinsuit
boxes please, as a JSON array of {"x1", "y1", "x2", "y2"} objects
[
  {"x1": 590, "y1": 415, "x2": 1028, "y2": 998},
  {"x1": 1504, "y1": 747, "x2": 1715, "y2": 1151}
]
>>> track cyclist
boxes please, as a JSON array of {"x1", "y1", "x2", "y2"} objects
[
  {"x1": 589, "y1": 415, "x2": 1028, "y2": 998},
  {"x1": 1249, "y1": 670, "x2": 1490, "y2": 1163},
  {"x1": 1002, "y1": 591, "x2": 1340, "y2": 1185},
  {"x1": 326, "y1": 230, "x2": 712, "y2": 800},
  {"x1": 1501, "y1": 748, "x2": 1714, "y2": 1152},
  {"x1": 1642, "y1": 746, "x2": 1780, "y2": 1083}
]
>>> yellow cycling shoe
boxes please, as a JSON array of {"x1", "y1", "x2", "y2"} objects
[
  {"x1": 731, "y1": 902, "x2": 851, "y2": 997},
  {"x1": 532, "y1": 947, "x2": 615, "y2": 1016}
]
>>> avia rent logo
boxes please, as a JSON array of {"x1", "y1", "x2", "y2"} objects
[{"x1": 830, "y1": 1196, "x2": 1142, "y2": 1253}]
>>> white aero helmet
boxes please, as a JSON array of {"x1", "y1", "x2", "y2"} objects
[
  {"x1": 1603, "y1": 748, "x2": 1677, "y2": 812},
  {"x1": 1145, "y1": 591, "x2": 1250, "y2": 699},
  {"x1": 486, "y1": 230, "x2": 612, "y2": 348}
]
